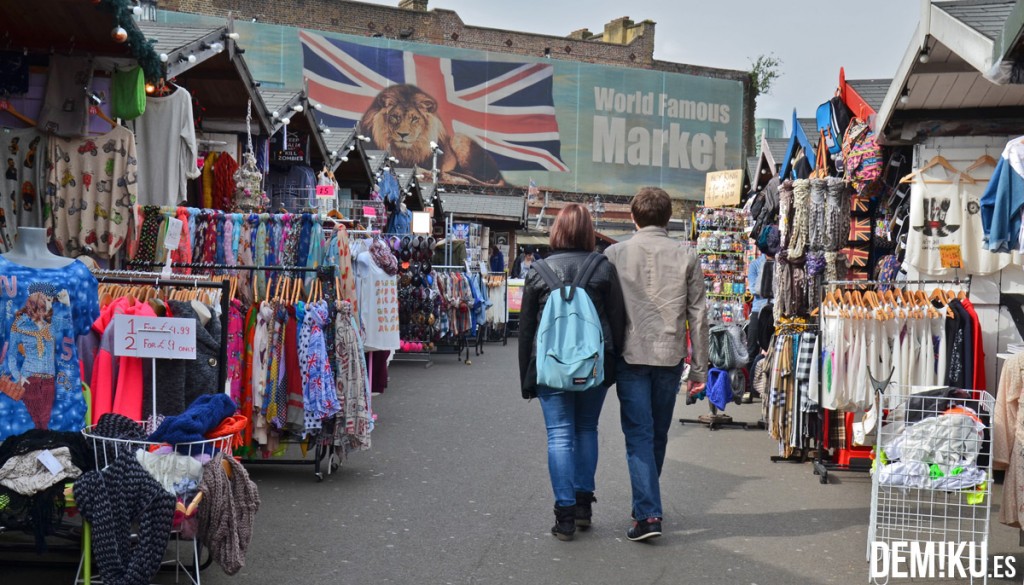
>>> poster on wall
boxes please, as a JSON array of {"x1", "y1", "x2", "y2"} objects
[
  {"x1": 452, "y1": 223, "x2": 470, "y2": 241},
  {"x1": 272, "y1": 131, "x2": 309, "y2": 164},
  {"x1": 160, "y1": 13, "x2": 745, "y2": 200}
]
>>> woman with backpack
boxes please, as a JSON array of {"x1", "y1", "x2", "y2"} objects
[{"x1": 517, "y1": 204, "x2": 626, "y2": 541}]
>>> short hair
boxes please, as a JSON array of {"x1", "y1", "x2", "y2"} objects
[
  {"x1": 631, "y1": 187, "x2": 673, "y2": 228},
  {"x1": 549, "y1": 203, "x2": 596, "y2": 251}
]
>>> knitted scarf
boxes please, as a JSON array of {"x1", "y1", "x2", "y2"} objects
[
  {"x1": 824, "y1": 177, "x2": 850, "y2": 252},
  {"x1": 73, "y1": 452, "x2": 176, "y2": 585},
  {"x1": 777, "y1": 179, "x2": 793, "y2": 250},
  {"x1": 788, "y1": 179, "x2": 810, "y2": 259},
  {"x1": 148, "y1": 394, "x2": 237, "y2": 446},
  {"x1": 808, "y1": 179, "x2": 827, "y2": 252},
  {"x1": 197, "y1": 453, "x2": 260, "y2": 575}
]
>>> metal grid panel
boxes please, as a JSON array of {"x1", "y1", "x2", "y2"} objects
[{"x1": 868, "y1": 386, "x2": 994, "y2": 584}]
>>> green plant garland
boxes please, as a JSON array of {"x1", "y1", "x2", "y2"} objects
[{"x1": 97, "y1": 0, "x2": 163, "y2": 81}]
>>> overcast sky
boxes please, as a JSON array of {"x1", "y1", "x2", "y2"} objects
[{"x1": 362, "y1": 0, "x2": 922, "y2": 132}]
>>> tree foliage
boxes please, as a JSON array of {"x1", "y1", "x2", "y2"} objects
[{"x1": 749, "y1": 53, "x2": 783, "y2": 98}]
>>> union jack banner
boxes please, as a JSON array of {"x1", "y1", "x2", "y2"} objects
[
  {"x1": 848, "y1": 218, "x2": 872, "y2": 243},
  {"x1": 300, "y1": 31, "x2": 569, "y2": 173},
  {"x1": 840, "y1": 246, "x2": 870, "y2": 268}
]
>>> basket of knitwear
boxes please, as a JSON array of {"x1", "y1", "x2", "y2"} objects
[{"x1": 73, "y1": 395, "x2": 247, "y2": 584}]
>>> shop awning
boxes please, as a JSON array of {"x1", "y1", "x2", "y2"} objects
[
  {"x1": 515, "y1": 232, "x2": 549, "y2": 247},
  {"x1": 875, "y1": 0, "x2": 1024, "y2": 142},
  {"x1": 440, "y1": 193, "x2": 526, "y2": 225}
]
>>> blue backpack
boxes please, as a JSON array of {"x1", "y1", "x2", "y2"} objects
[
  {"x1": 816, "y1": 96, "x2": 852, "y2": 157},
  {"x1": 533, "y1": 253, "x2": 605, "y2": 391}
]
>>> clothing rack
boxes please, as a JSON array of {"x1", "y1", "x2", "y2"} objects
[
  {"x1": 92, "y1": 271, "x2": 232, "y2": 392},
  {"x1": 123, "y1": 262, "x2": 345, "y2": 480},
  {"x1": 810, "y1": 277, "x2": 970, "y2": 484}
]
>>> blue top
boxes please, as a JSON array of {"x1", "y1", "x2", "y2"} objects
[{"x1": 0, "y1": 256, "x2": 99, "y2": 442}]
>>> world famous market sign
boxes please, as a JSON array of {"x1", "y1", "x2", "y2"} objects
[{"x1": 167, "y1": 15, "x2": 745, "y2": 199}]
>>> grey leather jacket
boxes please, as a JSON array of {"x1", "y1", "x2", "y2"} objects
[{"x1": 605, "y1": 226, "x2": 709, "y2": 382}]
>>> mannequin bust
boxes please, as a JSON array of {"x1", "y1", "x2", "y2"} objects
[{"x1": 2, "y1": 227, "x2": 74, "y2": 269}]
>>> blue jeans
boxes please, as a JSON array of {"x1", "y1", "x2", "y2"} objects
[
  {"x1": 536, "y1": 385, "x2": 610, "y2": 507},
  {"x1": 616, "y1": 358, "x2": 685, "y2": 521}
]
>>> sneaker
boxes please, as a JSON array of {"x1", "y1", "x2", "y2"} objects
[{"x1": 627, "y1": 517, "x2": 663, "y2": 541}]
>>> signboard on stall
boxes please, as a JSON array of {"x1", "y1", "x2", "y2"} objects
[
  {"x1": 113, "y1": 315, "x2": 197, "y2": 360},
  {"x1": 507, "y1": 278, "x2": 525, "y2": 314},
  {"x1": 703, "y1": 169, "x2": 744, "y2": 208},
  {"x1": 272, "y1": 131, "x2": 309, "y2": 164}
]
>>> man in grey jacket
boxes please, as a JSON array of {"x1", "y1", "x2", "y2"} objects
[{"x1": 604, "y1": 187, "x2": 709, "y2": 541}]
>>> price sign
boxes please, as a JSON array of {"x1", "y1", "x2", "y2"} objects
[
  {"x1": 939, "y1": 244, "x2": 962, "y2": 269},
  {"x1": 704, "y1": 169, "x2": 744, "y2": 208},
  {"x1": 113, "y1": 315, "x2": 197, "y2": 360},
  {"x1": 315, "y1": 184, "x2": 336, "y2": 198},
  {"x1": 362, "y1": 206, "x2": 377, "y2": 217},
  {"x1": 163, "y1": 218, "x2": 183, "y2": 251}
]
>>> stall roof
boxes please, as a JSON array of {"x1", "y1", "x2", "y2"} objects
[
  {"x1": 132, "y1": 22, "x2": 272, "y2": 134},
  {"x1": 876, "y1": 0, "x2": 1024, "y2": 143},
  {"x1": 136, "y1": 22, "x2": 226, "y2": 78},
  {"x1": 440, "y1": 193, "x2": 525, "y2": 225},
  {"x1": 259, "y1": 88, "x2": 301, "y2": 124},
  {"x1": 0, "y1": 1, "x2": 160, "y2": 78},
  {"x1": 846, "y1": 78, "x2": 891, "y2": 114}
]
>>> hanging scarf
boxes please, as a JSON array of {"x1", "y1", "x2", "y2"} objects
[{"x1": 788, "y1": 179, "x2": 810, "y2": 259}]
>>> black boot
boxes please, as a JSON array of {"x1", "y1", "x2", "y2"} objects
[
  {"x1": 574, "y1": 492, "x2": 596, "y2": 529},
  {"x1": 552, "y1": 505, "x2": 576, "y2": 541}
]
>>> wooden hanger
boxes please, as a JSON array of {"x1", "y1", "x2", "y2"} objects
[
  {"x1": 965, "y1": 153, "x2": 997, "y2": 177},
  {"x1": 88, "y1": 104, "x2": 117, "y2": 130},
  {"x1": 0, "y1": 99, "x2": 35, "y2": 126},
  {"x1": 900, "y1": 155, "x2": 975, "y2": 184}
]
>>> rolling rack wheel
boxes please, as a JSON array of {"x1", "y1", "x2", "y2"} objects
[{"x1": 314, "y1": 435, "x2": 327, "y2": 482}]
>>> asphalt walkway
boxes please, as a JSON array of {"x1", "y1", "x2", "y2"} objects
[{"x1": 3, "y1": 340, "x2": 1022, "y2": 584}]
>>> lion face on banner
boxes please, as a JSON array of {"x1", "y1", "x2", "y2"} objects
[{"x1": 358, "y1": 84, "x2": 504, "y2": 186}]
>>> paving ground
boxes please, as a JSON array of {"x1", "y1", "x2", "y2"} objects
[{"x1": 2, "y1": 340, "x2": 1023, "y2": 584}]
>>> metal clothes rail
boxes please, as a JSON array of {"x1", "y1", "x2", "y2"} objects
[
  {"x1": 811, "y1": 277, "x2": 971, "y2": 484},
  {"x1": 93, "y1": 271, "x2": 232, "y2": 392}
]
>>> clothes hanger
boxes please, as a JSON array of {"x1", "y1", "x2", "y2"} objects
[
  {"x1": 0, "y1": 97, "x2": 35, "y2": 126},
  {"x1": 965, "y1": 153, "x2": 997, "y2": 177},
  {"x1": 899, "y1": 155, "x2": 975, "y2": 184}
]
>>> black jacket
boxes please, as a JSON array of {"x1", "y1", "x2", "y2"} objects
[{"x1": 517, "y1": 250, "x2": 626, "y2": 399}]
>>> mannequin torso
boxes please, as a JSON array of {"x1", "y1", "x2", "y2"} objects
[{"x1": 3, "y1": 228, "x2": 74, "y2": 269}]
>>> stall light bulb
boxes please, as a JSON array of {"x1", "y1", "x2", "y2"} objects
[
  {"x1": 211, "y1": 42, "x2": 224, "y2": 53},
  {"x1": 323, "y1": 128, "x2": 332, "y2": 135},
  {"x1": 271, "y1": 110, "x2": 279, "y2": 119},
  {"x1": 227, "y1": 32, "x2": 240, "y2": 41},
  {"x1": 292, "y1": 104, "x2": 304, "y2": 113},
  {"x1": 132, "y1": 5, "x2": 143, "y2": 16},
  {"x1": 145, "y1": 83, "x2": 156, "y2": 94},
  {"x1": 313, "y1": 103, "x2": 323, "y2": 111},
  {"x1": 187, "y1": 54, "x2": 197, "y2": 63},
  {"x1": 159, "y1": 53, "x2": 168, "y2": 63},
  {"x1": 341, "y1": 156, "x2": 349, "y2": 162}
]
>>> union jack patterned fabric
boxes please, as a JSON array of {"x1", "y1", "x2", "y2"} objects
[
  {"x1": 300, "y1": 31, "x2": 569, "y2": 172},
  {"x1": 848, "y1": 218, "x2": 872, "y2": 243},
  {"x1": 840, "y1": 246, "x2": 870, "y2": 268}
]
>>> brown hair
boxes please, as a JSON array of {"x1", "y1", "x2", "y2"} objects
[
  {"x1": 631, "y1": 187, "x2": 673, "y2": 228},
  {"x1": 549, "y1": 203, "x2": 596, "y2": 251}
]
